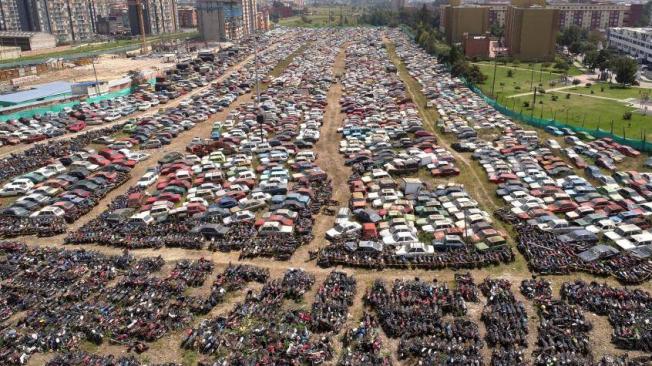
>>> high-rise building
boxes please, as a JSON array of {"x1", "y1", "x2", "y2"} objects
[
  {"x1": 127, "y1": 0, "x2": 179, "y2": 36},
  {"x1": 504, "y1": 0, "x2": 559, "y2": 60},
  {"x1": 448, "y1": 1, "x2": 637, "y2": 32},
  {"x1": 197, "y1": 0, "x2": 258, "y2": 41},
  {"x1": 0, "y1": 0, "x2": 115, "y2": 43},
  {"x1": 441, "y1": 0, "x2": 490, "y2": 44}
]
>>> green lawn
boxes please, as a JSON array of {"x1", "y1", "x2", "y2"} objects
[
  {"x1": 505, "y1": 92, "x2": 652, "y2": 140},
  {"x1": 278, "y1": 6, "x2": 358, "y2": 27},
  {"x1": 475, "y1": 61, "x2": 583, "y2": 76},
  {"x1": 562, "y1": 82, "x2": 652, "y2": 100},
  {"x1": 475, "y1": 63, "x2": 564, "y2": 100}
]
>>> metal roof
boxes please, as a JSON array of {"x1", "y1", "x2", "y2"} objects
[{"x1": 0, "y1": 81, "x2": 71, "y2": 104}]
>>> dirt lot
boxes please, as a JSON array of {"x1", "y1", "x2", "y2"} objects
[
  {"x1": 10, "y1": 40, "x2": 652, "y2": 365},
  {"x1": 30, "y1": 55, "x2": 170, "y2": 86}
]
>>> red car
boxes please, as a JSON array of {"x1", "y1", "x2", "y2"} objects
[
  {"x1": 547, "y1": 200, "x2": 578, "y2": 213},
  {"x1": 431, "y1": 165, "x2": 460, "y2": 177},
  {"x1": 67, "y1": 121, "x2": 86, "y2": 132}
]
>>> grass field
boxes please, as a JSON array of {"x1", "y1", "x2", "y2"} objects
[
  {"x1": 278, "y1": 6, "x2": 359, "y2": 27},
  {"x1": 476, "y1": 63, "x2": 563, "y2": 100},
  {"x1": 506, "y1": 92, "x2": 652, "y2": 140},
  {"x1": 563, "y1": 82, "x2": 652, "y2": 100},
  {"x1": 472, "y1": 60, "x2": 652, "y2": 141}
]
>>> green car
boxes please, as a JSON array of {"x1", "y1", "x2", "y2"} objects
[
  {"x1": 122, "y1": 123, "x2": 137, "y2": 133},
  {"x1": 578, "y1": 131, "x2": 596, "y2": 141}
]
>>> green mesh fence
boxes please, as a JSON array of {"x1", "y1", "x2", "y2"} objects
[
  {"x1": 0, "y1": 78, "x2": 155, "y2": 122},
  {"x1": 465, "y1": 81, "x2": 651, "y2": 152}
]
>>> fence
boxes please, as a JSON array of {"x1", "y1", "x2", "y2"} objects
[{"x1": 465, "y1": 81, "x2": 652, "y2": 153}]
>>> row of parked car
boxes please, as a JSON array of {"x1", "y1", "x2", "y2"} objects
[
  {"x1": 389, "y1": 29, "x2": 652, "y2": 282},
  {"x1": 320, "y1": 29, "x2": 509, "y2": 265},
  {"x1": 66, "y1": 29, "x2": 343, "y2": 256},
  {"x1": 0, "y1": 28, "x2": 303, "y2": 238},
  {"x1": 0, "y1": 30, "x2": 287, "y2": 148}
]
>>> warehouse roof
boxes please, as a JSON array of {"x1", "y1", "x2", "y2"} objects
[{"x1": 0, "y1": 81, "x2": 71, "y2": 105}]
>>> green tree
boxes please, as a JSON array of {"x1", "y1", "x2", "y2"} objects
[
  {"x1": 610, "y1": 56, "x2": 639, "y2": 86},
  {"x1": 557, "y1": 25, "x2": 588, "y2": 48}
]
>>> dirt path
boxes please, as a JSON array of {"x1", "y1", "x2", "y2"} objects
[
  {"x1": 383, "y1": 38, "x2": 499, "y2": 212},
  {"x1": 0, "y1": 50, "x2": 265, "y2": 159},
  {"x1": 291, "y1": 45, "x2": 351, "y2": 266}
]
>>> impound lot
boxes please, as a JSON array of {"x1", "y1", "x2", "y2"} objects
[{"x1": 0, "y1": 27, "x2": 649, "y2": 366}]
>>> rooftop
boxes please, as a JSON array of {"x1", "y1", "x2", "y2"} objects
[{"x1": 0, "y1": 81, "x2": 72, "y2": 105}]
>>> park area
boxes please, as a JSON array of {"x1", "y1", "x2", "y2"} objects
[
  {"x1": 278, "y1": 6, "x2": 360, "y2": 27},
  {"x1": 474, "y1": 61, "x2": 652, "y2": 141}
]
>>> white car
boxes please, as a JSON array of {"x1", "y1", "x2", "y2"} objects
[
  {"x1": 379, "y1": 224, "x2": 417, "y2": 238},
  {"x1": 395, "y1": 242, "x2": 435, "y2": 257},
  {"x1": 382, "y1": 231, "x2": 419, "y2": 247},
  {"x1": 223, "y1": 210, "x2": 255, "y2": 225},
  {"x1": 0, "y1": 179, "x2": 34, "y2": 196},
  {"x1": 258, "y1": 221, "x2": 293, "y2": 236},
  {"x1": 30, "y1": 206, "x2": 65, "y2": 218},
  {"x1": 138, "y1": 102, "x2": 151, "y2": 111},
  {"x1": 137, "y1": 172, "x2": 159, "y2": 188},
  {"x1": 586, "y1": 219, "x2": 616, "y2": 234},
  {"x1": 325, "y1": 221, "x2": 362, "y2": 240}
]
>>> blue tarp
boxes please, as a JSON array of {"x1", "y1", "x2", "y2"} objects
[{"x1": 0, "y1": 81, "x2": 72, "y2": 105}]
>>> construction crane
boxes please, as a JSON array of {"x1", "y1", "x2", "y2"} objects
[{"x1": 135, "y1": 0, "x2": 148, "y2": 54}]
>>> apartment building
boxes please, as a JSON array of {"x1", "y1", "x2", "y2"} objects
[
  {"x1": 505, "y1": 0, "x2": 559, "y2": 60},
  {"x1": 127, "y1": 0, "x2": 179, "y2": 36},
  {"x1": 197, "y1": 0, "x2": 258, "y2": 41},
  {"x1": 441, "y1": 1, "x2": 491, "y2": 44},
  {"x1": 0, "y1": 0, "x2": 113, "y2": 43},
  {"x1": 607, "y1": 27, "x2": 652, "y2": 63},
  {"x1": 443, "y1": 1, "x2": 639, "y2": 32}
]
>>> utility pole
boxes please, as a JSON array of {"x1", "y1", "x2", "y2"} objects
[
  {"x1": 91, "y1": 57, "x2": 101, "y2": 96},
  {"x1": 531, "y1": 86, "x2": 537, "y2": 117},
  {"x1": 530, "y1": 63, "x2": 535, "y2": 91},
  {"x1": 136, "y1": 0, "x2": 148, "y2": 54},
  {"x1": 491, "y1": 54, "x2": 498, "y2": 97}
]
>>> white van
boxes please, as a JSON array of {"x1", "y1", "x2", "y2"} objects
[{"x1": 128, "y1": 212, "x2": 154, "y2": 226}]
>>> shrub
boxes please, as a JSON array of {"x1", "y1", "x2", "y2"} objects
[
  {"x1": 515, "y1": 85, "x2": 521, "y2": 90},
  {"x1": 538, "y1": 88, "x2": 546, "y2": 94},
  {"x1": 507, "y1": 69, "x2": 514, "y2": 77},
  {"x1": 572, "y1": 79, "x2": 581, "y2": 85},
  {"x1": 590, "y1": 90, "x2": 594, "y2": 94},
  {"x1": 623, "y1": 112, "x2": 632, "y2": 120},
  {"x1": 523, "y1": 101, "x2": 530, "y2": 108},
  {"x1": 566, "y1": 93, "x2": 571, "y2": 99},
  {"x1": 585, "y1": 82, "x2": 592, "y2": 87},
  {"x1": 551, "y1": 95, "x2": 559, "y2": 101},
  {"x1": 601, "y1": 86, "x2": 604, "y2": 92},
  {"x1": 539, "y1": 100, "x2": 543, "y2": 104}
]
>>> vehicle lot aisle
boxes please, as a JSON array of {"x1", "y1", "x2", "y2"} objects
[{"x1": 292, "y1": 45, "x2": 352, "y2": 265}]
